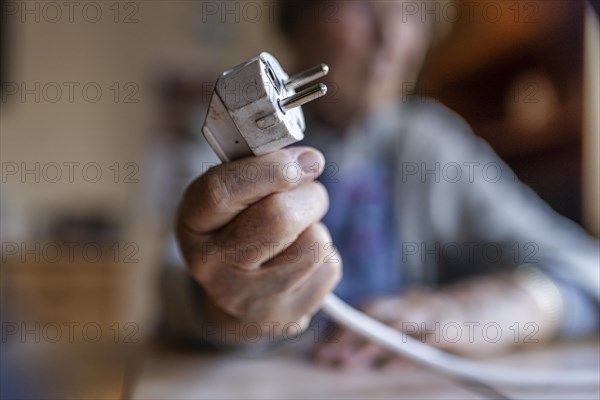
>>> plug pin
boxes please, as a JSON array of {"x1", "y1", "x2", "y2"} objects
[
  {"x1": 279, "y1": 83, "x2": 327, "y2": 112},
  {"x1": 284, "y1": 64, "x2": 329, "y2": 90}
]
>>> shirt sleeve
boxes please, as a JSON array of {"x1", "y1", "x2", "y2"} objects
[{"x1": 399, "y1": 101, "x2": 600, "y2": 337}]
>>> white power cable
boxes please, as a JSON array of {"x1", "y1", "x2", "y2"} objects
[{"x1": 322, "y1": 293, "x2": 599, "y2": 386}]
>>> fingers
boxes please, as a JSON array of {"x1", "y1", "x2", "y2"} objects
[
  {"x1": 287, "y1": 249, "x2": 342, "y2": 319},
  {"x1": 314, "y1": 329, "x2": 362, "y2": 365},
  {"x1": 314, "y1": 330, "x2": 391, "y2": 370},
  {"x1": 262, "y1": 222, "x2": 337, "y2": 292},
  {"x1": 257, "y1": 239, "x2": 342, "y2": 323},
  {"x1": 178, "y1": 146, "x2": 325, "y2": 235},
  {"x1": 339, "y1": 342, "x2": 389, "y2": 370},
  {"x1": 188, "y1": 223, "x2": 341, "y2": 319},
  {"x1": 213, "y1": 182, "x2": 329, "y2": 269},
  {"x1": 175, "y1": 146, "x2": 340, "y2": 331}
]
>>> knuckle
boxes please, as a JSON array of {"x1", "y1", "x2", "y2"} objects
[
  {"x1": 305, "y1": 222, "x2": 333, "y2": 244},
  {"x1": 261, "y1": 192, "x2": 288, "y2": 214},
  {"x1": 183, "y1": 244, "x2": 216, "y2": 281},
  {"x1": 268, "y1": 151, "x2": 299, "y2": 188},
  {"x1": 321, "y1": 260, "x2": 343, "y2": 288},
  {"x1": 258, "y1": 194, "x2": 300, "y2": 236},
  {"x1": 200, "y1": 169, "x2": 232, "y2": 211},
  {"x1": 304, "y1": 223, "x2": 339, "y2": 267},
  {"x1": 304, "y1": 182, "x2": 330, "y2": 217},
  {"x1": 175, "y1": 227, "x2": 206, "y2": 263},
  {"x1": 274, "y1": 167, "x2": 298, "y2": 191},
  {"x1": 207, "y1": 236, "x2": 252, "y2": 270},
  {"x1": 205, "y1": 268, "x2": 252, "y2": 317},
  {"x1": 218, "y1": 296, "x2": 247, "y2": 317},
  {"x1": 311, "y1": 180, "x2": 329, "y2": 201}
]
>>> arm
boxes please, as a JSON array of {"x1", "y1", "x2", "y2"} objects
[
  {"x1": 315, "y1": 103, "x2": 599, "y2": 368},
  {"x1": 413, "y1": 103, "x2": 599, "y2": 337}
]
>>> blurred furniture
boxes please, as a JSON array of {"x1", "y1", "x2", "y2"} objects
[
  {"x1": 420, "y1": 0, "x2": 586, "y2": 224},
  {"x1": 0, "y1": 341, "x2": 131, "y2": 400},
  {"x1": 1, "y1": 262, "x2": 135, "y2": 329},
  {"x1": 1, "y1": 260, "x2": 139, "y2": 399}
]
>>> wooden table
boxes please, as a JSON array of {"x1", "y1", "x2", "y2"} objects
[{"x1": 129, "y1": 339, "x2": 600, "y2": 400}]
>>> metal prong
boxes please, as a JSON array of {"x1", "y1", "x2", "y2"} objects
[
  {"x1": 284, "y1": 64, "x2": 329, "y2": 90},
  {"x1": 279, "y1": 83, "x2": 327, "y2": 112}
]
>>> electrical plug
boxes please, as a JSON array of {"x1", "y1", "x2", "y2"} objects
[{"x1": 201, "y1": 52, "x2": 328, "y2": 162}]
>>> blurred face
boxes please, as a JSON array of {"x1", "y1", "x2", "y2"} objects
[{"x1": 291, "y1": 0, "x2": 432, "y2": 128}]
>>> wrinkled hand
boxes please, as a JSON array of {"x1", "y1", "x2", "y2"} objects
[
  {"x1": 177, "y1": 147, "x2": 342, "y2": 343},
  {"x1": 315, "y1": 273, "x2": 554, "y2": 369}
]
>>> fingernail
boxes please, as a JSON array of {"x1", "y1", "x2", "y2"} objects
[{"x1": 297, "y1": 150, "x2": 325, "y2": 177}]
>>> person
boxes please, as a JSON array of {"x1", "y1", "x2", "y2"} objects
[{"x1": 165, "y1": 0, "x2": 599, "y2": 368}]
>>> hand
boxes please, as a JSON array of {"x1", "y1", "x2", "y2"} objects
[
  {"x1": 176, "y1": 147, "x2": 342, "y2": 344},
  {"x1": 315, "y1": 273, "x2": 557, "y2": 369}
]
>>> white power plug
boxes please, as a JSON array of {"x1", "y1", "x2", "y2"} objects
[{"x1": 202, "y1": 52, "x2": 328, "y2": 162}]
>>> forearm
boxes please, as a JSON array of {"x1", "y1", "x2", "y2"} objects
[
  {"x1": 363, "y1": 269, "x2": 567, "y2": 356},
  {"x1": 436, "y1": 269, "x2": 563, "y2": 354}
]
